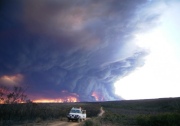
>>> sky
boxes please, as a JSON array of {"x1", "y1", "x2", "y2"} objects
[{"x1": 0, "y1": 0, "x2": 180, "y2": 102}]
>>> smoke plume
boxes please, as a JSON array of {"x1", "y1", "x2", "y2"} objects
[{"x1": 0, "y1": 0, "x2": 163, "y2": 101}]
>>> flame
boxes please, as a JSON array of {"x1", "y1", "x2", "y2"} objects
[
  {"x1": 33, "y1": 96, "x2": 79, "y2": 103},
  {"x1": 91, "y1": 91, "x2": 104, "y2": 101},
  {"x1": 32, "y1": 90, "x2": 79, "y2": 103},
  {"x1": 92, "y1": 92, "x2": 99, "y2": 101}
]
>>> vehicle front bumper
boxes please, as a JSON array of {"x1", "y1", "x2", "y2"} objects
[{"x1": 67, "y1": 114, "x2": 80, "y2": 120}]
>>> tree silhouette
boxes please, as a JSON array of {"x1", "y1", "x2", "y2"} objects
[
  {"x1": 0, "y1": 86, "x2": 7, "y2": 103},
  {"x1": 0, "y1": 86, "x2": 27, "y2": 104}
]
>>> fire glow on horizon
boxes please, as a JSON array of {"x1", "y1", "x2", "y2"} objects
[
  {"x1": 32, "y1": 91, "x2": 104, "y2": 103},
  {"x1": 31, "y1": 90, "x2": 80, "y2": 103},
  {"x1": 33, "y1": 97, "x2": 79, "y2": 103}
]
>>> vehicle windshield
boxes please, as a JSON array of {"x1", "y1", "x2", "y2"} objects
[{"x1": 70, "y1": 109, "x2": 81, "y2": 113}]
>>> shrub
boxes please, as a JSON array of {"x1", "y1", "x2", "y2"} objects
[
  {"x1": 82, "y1": 117, "x2": 106, "y2": 126},
  {"x1": 136, "y1": 113, "x2": 180, "y2": 126},
  {"x1": 83, "y1": 120, "x2": 94, "y2": 126}
]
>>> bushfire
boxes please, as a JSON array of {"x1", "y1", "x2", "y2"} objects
[
  {"x1": 33, "y1": 90, "x2": 79, "y2": 103},
  {"x1": 91, "y1": 91, "x2": 104, "y2": 101},
  {"x1": 33, "y1": 96, "x2": 79, "y2": 103}
]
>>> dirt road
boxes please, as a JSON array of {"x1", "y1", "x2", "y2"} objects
[
  {"x1": 14, "y1": 120, "x2": 81, "y2": 126},
  {"x1": 45, "y1": 120, "x2": 81, "y2": 126},
  {"x1": 98, "y1": 107, "x2": 105, "y2": 117}
]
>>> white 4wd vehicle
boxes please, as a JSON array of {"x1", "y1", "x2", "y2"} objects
[{"x1": 67, "y1": 107, "x2": 86, "y2": 122}]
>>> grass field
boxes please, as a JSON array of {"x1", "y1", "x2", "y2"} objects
[
  {"x1": 0, "y1": 102, "x2": 101, "y2": 125},
  {"x1": 0, "y1": 97, "x2": 180, "y2": 126},
  {"x1": 98, "y1": 98, "x2": 180, "y2": 126}
]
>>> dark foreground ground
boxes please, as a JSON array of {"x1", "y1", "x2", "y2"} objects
[{"x1": 1, "y1": 97, "x2": 180, "y2": 126}]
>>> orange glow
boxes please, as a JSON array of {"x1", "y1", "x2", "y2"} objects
[
  {"x1": 0, "y1": 88, "x2": 6, "y2": 104},
  {"x1": 0, "y1": 74, "x2": 23, "y2": 86},
  {"x1": 33, "y1": 90, "x2": 79, "y2": 103},
  {"x1": 91, "y1": 91, "x2": 104, "y2": 101},
  {"x1": 33, "y1": 96, "x2": 79, "y2": 103},
  {"x1": 92, "y1": 92, "x2": 99, "y2": 101}
]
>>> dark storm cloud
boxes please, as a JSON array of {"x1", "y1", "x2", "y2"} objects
[{"x1": 0, "y1": 0, "x2": 162, "y2": 101}]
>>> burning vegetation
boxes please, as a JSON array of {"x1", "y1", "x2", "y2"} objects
[
  {"x1": 91, "y1": 91, "x2": 104, "y2": 101},
  {"x1": 33, "y1": 96, "x2": 79, "y2": 103},
  {"x1": 33, "y1": 90, "x2": 79, "y2": 103}
]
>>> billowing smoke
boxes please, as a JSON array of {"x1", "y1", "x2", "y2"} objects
[{"x1": 0, "y1": 0, "x2": 163, "y2": 101}]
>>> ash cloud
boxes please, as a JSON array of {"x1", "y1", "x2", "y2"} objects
[{"x1": 0, "y1": 0, "x2": 162, "y2": 101}]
